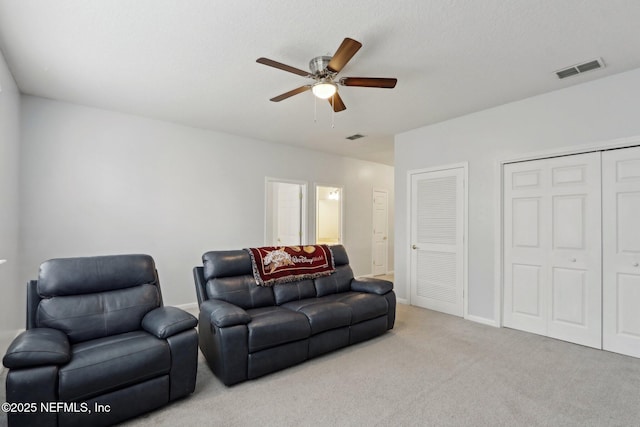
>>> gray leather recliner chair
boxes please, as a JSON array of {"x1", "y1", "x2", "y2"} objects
[{"x1": 2, "y1": 254, "x2": 198, "y2": 427}]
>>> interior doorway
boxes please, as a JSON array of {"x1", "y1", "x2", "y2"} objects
[
  {"x1": 372, "y1": 189, "x2": 389, "y2": 276},
  {"x1": 315, "y1": 185, "x2": 342, "y2": 245},
  {"x1": 265, "y1": 179, "x2": 307, "y2": 246}
]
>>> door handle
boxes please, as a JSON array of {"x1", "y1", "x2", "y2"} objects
[
  {"x1": 412, "y1": 245, "x2": 418, "y2": 250},
  {"x1": 383, "y1": 236, "x2": 387, "y2": 240},
  {"x1": 634, "y1": 262, "x2": 639, "y2": 267}
]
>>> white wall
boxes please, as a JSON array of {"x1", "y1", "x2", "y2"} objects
[
  {"x1": 0, "y1": 49, "x2": 21, "y2": 354},
  {"x1": 19, "y1": 96, "x2": 394, "y2": 308},
  {"x1": 395, "y1": 67, "x2": 640, "y2": 323}
]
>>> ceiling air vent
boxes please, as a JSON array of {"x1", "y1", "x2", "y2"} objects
[
  {"x1": 555, "y1": 58, "x2": 605, "y2": 79},
  {"x1": 346, "y1": 133, "x2": 365, "y2": 141}
]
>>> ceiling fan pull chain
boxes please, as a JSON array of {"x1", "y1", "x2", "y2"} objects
[{"x1": 331, "y1": 96, "x2": 335, "y2": 128}]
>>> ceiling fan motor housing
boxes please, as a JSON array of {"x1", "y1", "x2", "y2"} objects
[{"x1": 309, "y1": 56, "x2": 333, "y2": 76}]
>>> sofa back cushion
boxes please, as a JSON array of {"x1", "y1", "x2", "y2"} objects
[
  {"x1": 273, "y1": 279, "x2": 317, "y2": 305},
  {"x1": 37, "y1": 254, "x2": 158, "y2": 297},
  {"x1": 330, "y1": 245, "x2": 350, "y2": 267},
  {"x1": 314, "y1": 265, "x2": 354, "y2": 297},
  {"x1": 202, "y1": 250, "x2": 275, "y2": 309},
  {"x1": 37, "y1": 285, "x2": 160, "y2": 343},
  {"x1": 34, "y1": 255, "x2": 161, "y2": 343}
]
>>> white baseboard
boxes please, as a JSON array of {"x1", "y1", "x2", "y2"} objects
[
  {"x1": 362, "y1": 272, "x2": 395, "y2": 279},
  {"x1": 175, "y1": 302, "x2": 198, "y2": 312},
  {"x1": 466, "y1": 314, "x2": 499, "y2": 328},
  {"x1": 396, "y1": 298, "x2": 409, "y2": 305}
]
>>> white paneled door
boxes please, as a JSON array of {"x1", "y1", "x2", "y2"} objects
[
  {"x1": 372, "y1": 189, "x2": 389, "y2": 276},
  {"x1": 410, "y1": 166, "x2": 465, "y2": 317},
  {"x1": 503, "y1": 158, "x2": 548, "y2": 336},
  {"x1": 271, "y1": 182, "x2": 304, "y2": 246},
  {"x1": 503, "y1": 152, "x2": 602, "y2": 348},
  {"x1": 603, "y1": 147, "x2": 640, "y2": 358}
]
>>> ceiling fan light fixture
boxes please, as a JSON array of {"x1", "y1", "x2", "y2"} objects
[{"x1": 312, "y1": 81, "x2": 337, "y2": 99}]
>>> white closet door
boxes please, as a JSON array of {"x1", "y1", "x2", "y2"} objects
[
  {"x1": 503, "y1": 152, "x2": 601, "y2": 348},
  {"x1": 546, "y1": 153, "x2": 601, "y2": 348},
  {"x1": 603, "y1": 147, "x2": 640, "y2": 357},
  {"x1": 503, "y1": 159, "x2": 549, "y2": 335},
  {"x1": 410, "y1": 167, "x2": 464, "y2": 317}
]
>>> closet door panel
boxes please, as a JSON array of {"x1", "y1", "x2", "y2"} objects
[
  {"x1": 603, "y1": 146, "x2": 640, "y2": 357},
  {"x1": 503, "y1": 160, "x2": 549, "y2": 335},
  {"x1": 546, "y1": 153, "x2": 601, "y2": 348}
]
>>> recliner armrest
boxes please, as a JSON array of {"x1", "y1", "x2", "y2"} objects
[
  {"x1": 2, "y1": 328, "x2": 70, "y2": 369},
  {"x1": 351, "y1": 277, "x2": 393, "y2": 295},
  {"x1": 200, "y1": 299, "x2": 251, "y2": 328},
  {"x1": 142, "y1": 307, "x2": 198, "y2": 339}
]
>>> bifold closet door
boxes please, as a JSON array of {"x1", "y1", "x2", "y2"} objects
[
  {"x1": 503, "y1": 152, "x2": 601, "y2": 348},
  {"x1": 603, "y1": 147, "x2": 640, "y2": 358}
]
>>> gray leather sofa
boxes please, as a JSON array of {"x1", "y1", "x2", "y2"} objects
[
  {"x1": 193, "y1": 245, "x2": 396, "y2": 386},
  {"x1": 2, "y1": 254, "x2": 199, "y2": 427}
]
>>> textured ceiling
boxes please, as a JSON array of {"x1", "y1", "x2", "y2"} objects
[{"x1": 2, "y1": 1, "x2": 640, "y2": 165}]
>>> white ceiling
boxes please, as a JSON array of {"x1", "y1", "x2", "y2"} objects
[{"x1": 2, "y1": 1, "x2": 640, "y2": 166}]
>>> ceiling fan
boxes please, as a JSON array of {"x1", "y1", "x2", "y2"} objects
[{"x1": 256, "y1": 37, "x2": 397, "y2": 112}]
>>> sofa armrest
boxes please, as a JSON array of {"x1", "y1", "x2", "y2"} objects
[
  {"x1": 351, "y1": 277, "x2": 394, "y2": 295},
  {"x1": 2, "y1": 328, "x2": 70, "y2": 369},
  {"x1": 142, "y1": 307, "x2": 198, "y2": 339},
  {"x1": 200, "y1": 299, "x2": 251, "y2": 328}
]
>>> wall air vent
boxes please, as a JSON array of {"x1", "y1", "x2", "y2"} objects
[
  {"x1": 346, "y1": 133, "x2": 365, "y2": 140},
  {"x1": 555, "y1": 58, "x2": 605, "y2": 79}
]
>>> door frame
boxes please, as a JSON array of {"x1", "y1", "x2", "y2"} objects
[
  {"x1": 264, "y1": 177, "x2": 307, "y2": 246},
  {"x1": 495, "y1": 134, "x2": 640, "y2": 328},
  {"x1": 406, "y1": 162, "x2": 469, "y2": 318}
]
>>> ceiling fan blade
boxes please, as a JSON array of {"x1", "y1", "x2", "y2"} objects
[
  {"x1": 340, "y1": 77, "x2": 397, "y2": 88},
  {"x1": 328, "y1": 92, "x2": 346, "y2": 112},
  {"x1": 326, "y1": 38, "x2": 362, "y2": 73},
  {"x1": 257, "y1": 57, "x2": 310, "y2": 77},
  {"x1": 270, "y1": 86, "x2": 311, "y2": 102}
]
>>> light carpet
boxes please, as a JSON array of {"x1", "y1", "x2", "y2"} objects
[{"x1": 3, "y1": 304, "x2": 640, "y2": 426}]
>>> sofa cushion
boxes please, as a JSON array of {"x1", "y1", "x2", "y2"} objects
[
  {"x1": 330, "y1": 245, "x2": 350, "y2": 266},
  {"x1": 314, "y1": 265, "x2": 354, "y2": 297},
  {"x1": 2, "y1": 328, "x2": 70, "y2": 369},
  {"x1": 245, "y1": 307, "x2": 310, "y2": 352},
  {"x1": 325, "y1": 292, "x2": 389, "y2": 324},
  {"x1": 38, "y1": 254, "x2": 157, "y2": 297},
  {"x1": 206, "y1": 275, "x2": 274, "y2": 309},
  {"x1": 273, "y1": 279, "x2": 316, "y2": 305},
  {"x1": 58, "y1": 331, "x2": 170, "y2": 401},
  {"x1": 350, "y1": 277, "x2": 393, "y2": 295},
  {"x1": 141, "y1": 307, "x2": 198, "y2": 339},
  {"x1": 202, "y1": 250, "x2": 252, "y2": 280},
  {"x1": 282, "y1": 300, "x2": 351, "y2": 334},
  {"x1": 37, "y1": 284, "x2": 160, "y2": 343}
]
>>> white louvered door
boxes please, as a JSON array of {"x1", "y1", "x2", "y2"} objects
[{"x1": 410, "y1": 167, "x2": 464, "y2": 316}]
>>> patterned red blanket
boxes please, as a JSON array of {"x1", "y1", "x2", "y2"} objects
[{"x1": 245, "y1": 245, "x2": 335, "y2": 286}]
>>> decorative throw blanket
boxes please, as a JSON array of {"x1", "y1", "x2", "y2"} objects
[{"x1": 245, "y1": 245, "x2": 335, "y2": 286}]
